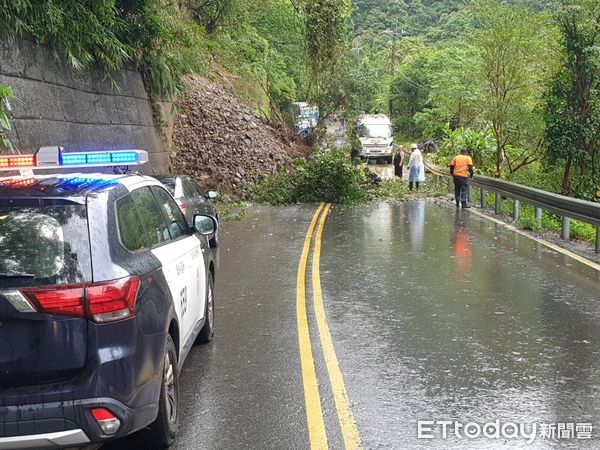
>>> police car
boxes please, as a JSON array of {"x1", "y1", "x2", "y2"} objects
[{"x1": 0, "y1": 147, "x2": 216, "y2": 448}]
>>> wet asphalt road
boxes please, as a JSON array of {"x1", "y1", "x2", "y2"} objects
[{"x1": 106, "y1": 201, "x2": 600, "y2": 449}]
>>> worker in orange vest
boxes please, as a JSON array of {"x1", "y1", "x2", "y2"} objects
[{"x1": 450, "y1": 148, "x2": 474, "y2": 208}]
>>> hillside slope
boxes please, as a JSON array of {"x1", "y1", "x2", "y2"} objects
[{"x1": 171, "y1": 75, "x2": 309, "y2": 195}]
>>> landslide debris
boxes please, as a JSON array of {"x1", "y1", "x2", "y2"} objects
[{"x1": 171, "y1": 75, "x2": 309, "y2": 195}]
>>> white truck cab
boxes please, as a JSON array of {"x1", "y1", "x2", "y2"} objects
[{"x1": 356, "y1": 115, "x2": 394, "y2": 163}]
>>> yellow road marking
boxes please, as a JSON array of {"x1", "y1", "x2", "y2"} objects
[
  {"x1": 297, "y1": 202, "x2": 328, "y2": 449},
  {"x1": 469, "y1": 208, "x2": 600, "y2": 272},
  {"x1": 312, "y1": 204, "x2": 362, "y2": 450}
]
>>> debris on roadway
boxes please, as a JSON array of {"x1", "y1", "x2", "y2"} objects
[{"x1": 171, "y1": 75, "x2": 310, "y2": 195}]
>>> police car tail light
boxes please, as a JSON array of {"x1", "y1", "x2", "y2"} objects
[
  {"x1": 87, "y1": 276, "x2": 140, "y2": 323},
  {"x1": 20, "y1": 285, "x2": 86, "y2": 318},
  {"x1": 91, "y1": 408, "x2": 121, "y2": 435},
  {"x1": 20, "y1": 275, "x2": 140, "y2": 323}
]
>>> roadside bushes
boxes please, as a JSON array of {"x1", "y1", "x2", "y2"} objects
[
  {"x1": 252, "y1": 147, "x2": 368, "y2": 205},
  {"x1": 432, "y1": 126, "x2": 495, "y2": 174},
  {"x1": 0, "y1": 0, "x2": 204, "y2": 97}
]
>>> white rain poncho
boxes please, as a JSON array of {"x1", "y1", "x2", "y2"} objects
[{"x1": 408, "y1": 149, "x2": 425, "y2": 182}]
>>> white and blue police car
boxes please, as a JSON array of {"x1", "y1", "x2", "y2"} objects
[{"x1": 0, "y1": 147, "x2": 216, "y2": 448}]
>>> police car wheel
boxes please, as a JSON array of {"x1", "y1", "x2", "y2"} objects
[
  {"x1": 147, "y1": 335, "x2": 179, "y2": 447},
  {"x1": 197, "y1": 273, "x2": 215, "y2": 344}
]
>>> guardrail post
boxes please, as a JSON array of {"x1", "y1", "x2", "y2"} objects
[
  {"x1": 495, "y1": 193, "x2": 502, "y2": 215},
  {"x1": 596, "y1": 226, "x2": 599, "y2": 253},
  {"x1": 481, "y1": 189, "x2": 486, "y2": 208},
  {"x1": 535, "y1": 207, "x2": 542, "y2": 227},
  {"x1": 513, "y1": 200, "x2": 520, "y2": 222},
  {"x1": 561, "y1": 216, "x2": 570, "y2": 240}
]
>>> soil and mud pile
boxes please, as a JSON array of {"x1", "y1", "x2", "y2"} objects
[{"x1": 171, "y1": 75, "x2": 309, "y2": 195}]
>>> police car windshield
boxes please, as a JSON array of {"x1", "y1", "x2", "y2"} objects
[{"x1": 0, "y1": 206, "x2": 92, "y2": 288}]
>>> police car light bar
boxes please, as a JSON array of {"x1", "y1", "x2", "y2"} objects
[{"x1": 0, "y1": 146, "x2": 148, "y2": 171}]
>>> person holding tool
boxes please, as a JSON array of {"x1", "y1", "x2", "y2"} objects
[{"x1": 450, "y1": 148, "x2": 474, "y2": 208}]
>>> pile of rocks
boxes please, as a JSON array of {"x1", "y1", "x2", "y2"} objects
[{"x1": 171, "y1": 75, "x2": 309, "y2": 195}]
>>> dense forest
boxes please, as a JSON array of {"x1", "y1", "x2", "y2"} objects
[
  {"x1": 345, "y1": 0, "x2": 599, "y2": 202},
  {"x1": 0, "y1": 0, "x2": 598, "y2": 202}
]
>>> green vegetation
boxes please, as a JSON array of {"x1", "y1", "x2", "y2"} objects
[
  {"x1": 252, "y1": 146, "x2": 449, "y2": 205},
  {"x1": 0, "y1": 0, "x2": 206, "y2": 97},
  {"x1": 544, "y1": 0, "x2": 600, "y2": 200},
  {"x1": 212, "y1": 197, "x2": 248, "y2": 222},
  {"x1": 0, "y1": 84, "x2": 13, "y2": 151},
  {"x1": 336, "y1": 0, "x2": 600, "y2": 203},
  {"x1": 252, "y1": 148, "x2": 369, "y2": 205},
  {"x1": 0, "y1": 0, "x2": 354, "y2": 144}
]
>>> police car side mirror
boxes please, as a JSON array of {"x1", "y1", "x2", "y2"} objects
[
  {"x1": 207, "y1": 190, "x2": 219, "y2": 200},
  {"x1": 193, "y1": 215, "x2": 216, "y2": 236}
]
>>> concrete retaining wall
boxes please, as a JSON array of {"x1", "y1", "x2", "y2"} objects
[{"x1": 0, "y1": 36, "x2": 170, "y2": 173}]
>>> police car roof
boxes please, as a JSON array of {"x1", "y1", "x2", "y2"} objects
[{"x1": 0, "y1": 173, "x2": 156, "y2": 204}]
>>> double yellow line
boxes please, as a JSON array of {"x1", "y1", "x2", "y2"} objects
[{"x1": 296, "y1": 203, "x2": 361, "y2": 449}]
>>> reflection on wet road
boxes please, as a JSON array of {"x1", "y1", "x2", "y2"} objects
[
  {"x1": 104, "y1": 201, "x2": 600, "y2": 449},
  {"x1": 322, "y1": 201, "x2": 600, "y2": 448}
]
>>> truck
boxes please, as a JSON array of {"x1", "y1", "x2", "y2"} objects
[
  {"x1": 355, "y1": 114, "x2": 394, "y2": 163},
  {"x1": 293, "y1": 102, "x2": 319, "y2": 137}
]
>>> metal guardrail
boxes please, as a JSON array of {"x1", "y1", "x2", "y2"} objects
[{"x1": 424, "y1": 161, "x2": 600, "y2": 253}]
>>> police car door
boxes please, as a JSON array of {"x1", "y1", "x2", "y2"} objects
[
  {"x1": 150, "y1": 186, "x2": 205, "y2": 348},
  {"x1": 131, "y1": 186, "x2": 204, "y2": 352}
]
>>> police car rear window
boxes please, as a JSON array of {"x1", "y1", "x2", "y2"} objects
[{"x1": 0, "y1": 206, "x2": 92, "y2": 287}]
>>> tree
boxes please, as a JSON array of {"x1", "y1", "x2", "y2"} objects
[
  {"x1": 470, "y1": 0, "x2": 555, "y2": 176},
  {"x1": 389, "y1": 48, "x2": 435, "y2": 138},
  {"x1": 250, "y1": 0, "x2": 309, "y2": 111},
  {"x1": 414, "y1": 44, "x2": 485, "y2": 138},
  {"x1": 187, "y1": 0, "x2": 238, "y2": 34},
  {"x1": 303, "y1": 0, "x2": 352, "y2": 94},
  {"x1": 544, "y1": 0, "x2": 600, "y2": 199}
]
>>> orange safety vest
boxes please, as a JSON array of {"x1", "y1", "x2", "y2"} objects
[{"x1": 450, "y1": 155, "x2": 473, "y2": 178}]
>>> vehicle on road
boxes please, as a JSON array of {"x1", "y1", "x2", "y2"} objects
[
  {"x1": 293, "y1": 102, "x2": 319, "y2": 137},
  {"x1": 356, "y1": 114, "x2": 394, "y2": 164},
  {"x1": 154, "y1": 174, "x2": 220, "y2": 247},
  {"x1": 0, "y1": 147, "x2": 217, "y2": 449}
]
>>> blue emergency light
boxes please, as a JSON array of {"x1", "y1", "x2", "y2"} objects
[{"x1": 0, "y1": 146, "x2": 148, "y2": 171}]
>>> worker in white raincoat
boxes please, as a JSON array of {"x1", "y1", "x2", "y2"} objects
[{"x1": 407, "y1": 143, "x2": 425, "y2": 191}]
